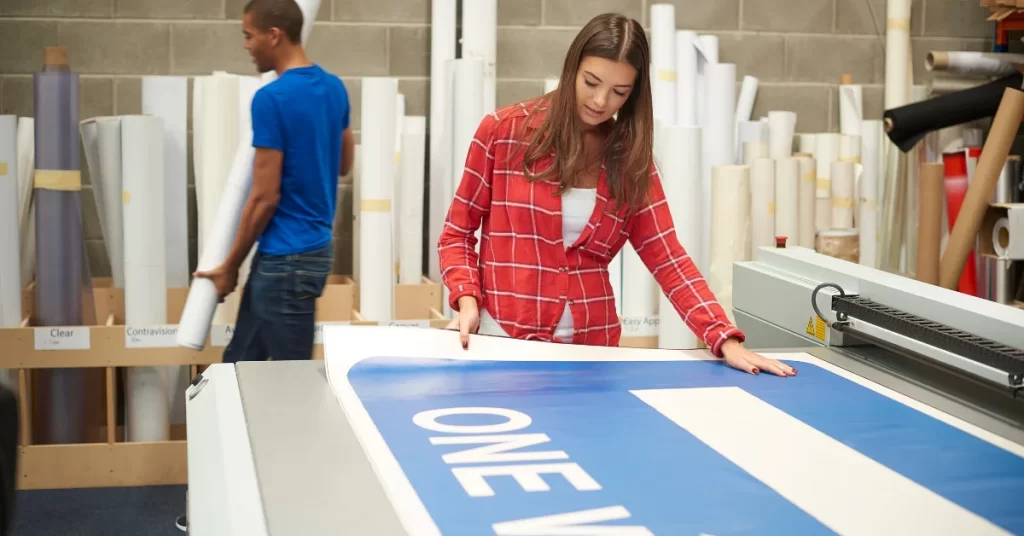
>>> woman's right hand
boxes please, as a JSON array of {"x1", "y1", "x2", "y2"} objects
[{"x1": 445, "y1": 296, "x2": 480, "y2": 349}]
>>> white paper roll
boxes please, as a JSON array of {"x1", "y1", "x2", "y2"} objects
[
  {"x1": 656, "y1": 124, "x2": 701, "y2": 349},
  {"x1": 797, "y1": 133, "x2": 816, "y2": 155},
  {"x1": 651, "y1": 3, "x2": 676, "y2": 123},
  {"x1": 461, "y1": 0, "x2": 496, "y2": 114},
  {"x1": 359, "y1": 77, "x2": 399, "y2": 322},
  {"x1": 428, "y1": 0, "x2": 456, "y2": 282},
  {"x1": 96, "y1": 118, "x2": 125, "y2": 287},
  {"x1": 742, "y1": 141, "x2": 768, "y2": 166},
  {"x1": 393, "y1": 93, "x2": 406, "y2": 280},
  {"x1": 992, "y1": 217, "x2": 1010, "y2": 257},
  {"x1": 675, "y1": 30, "x2": 698, "y2": 126},
  {"x1": 839, "y1": 84, "x2": 863, "y2": 136},
  {"x1": 830, "y1": 161, "x2": 855, "y2": 229},
  {"x1": 16, "y1": 118, "x2": 34, "y2": 289},
  {"x1": 750, "y1": 158, "x2": 776, "y2": 254},
  {"x1": 795, "y1": 154, "x2": 816, "y2": 248},
  {"x1": 775, "y1": 157, "x2": 799, "y2": 247},
  {"x1": 859, "y1": 120, "x2": 881, "y2": 268},
  {"x1": 121, "y1": 115, "x2": 170, "y2": 443},
  {"x1": 708, "y1": 165, "x2": 750, "y2": 324},
  {"x1": 695, "y1": 35, "x2": 719, "y2": 131},
  {"x1": 0, "y1": 115, "x2": 20, "y2": 344},
  {"x1": 700, "y1": 62, "x2": 736, "y2": 270},
  {"x1": 735, "y1": 76, "x2": 758, "y2": 124},
  {"x1": 814, "y1": 133, "x2": 840, "y2": 199},
  {"x1": 196, "y1": 72, "x2": 240, "y2": 267},
  {"x1": 399, "y1": 116, "x2": 426, "y2": 284},
  {"x1": 736, "y1": 121, "x2": 767, "y2": 164},
  {"x1": 767, "y1": 111, "x2": 796, "y2": 159}
]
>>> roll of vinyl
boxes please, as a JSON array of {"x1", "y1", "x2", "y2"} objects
[
  {"x1": 767, "y1": 111, "x2": 796, "y2": 159},
  {"x1": 392, "y1": 94, "x2": 406, "y2": 280},
  {"x1": 735, "y1": 76, "x2": 758, "y2": 123},
  {"x1": 351, "y1": 143, "x2": 361, "y2": 282},
  {"x1": 925, "y1": 51, "x2": 1022, "y2": 78},
  {"x1": 543, "y1": 78, "x2": 559, "y2": 93},
  {"x1": 884, "y1": 0, "x2": 912, "y2": 113},
  {"x1": 994, "y1": 155, "x2": 1019, "y2": 204},
  {"x1": 814, "y1": 133, "x2": 839, "y2": 198},
  {"x1": 939, "y1": 88, "x2": 1024, "y2": 291},
  {"x1": 95, "y1": 118, "x2": 124, "y2": 286},
  {"x1": 656, "y1": 124, "x2": 701, "y2": 349},
  {"x1": 33, "y1": 47, "x2": 96, "y2": 444},
  {"x1": 0, "y1": 116, "x2": 20, "y2": 390},
  {"x1": 195, "y1": 72, "x2": 239, "y2": 264},
  {"x1": 859, "y1": 120, "x2": 882, "y2": 268},
  {"x1": 16, "y1": 118, "x2": 34, "y2": 289},
  {"x1": 399, "y1": 116, "x2": 426, "y2": 284},
  {"x1": 839, "y1": 83, "x2": 863, "y2": 136},
  {"x1": 991, "y1": 217, "x2": 1010, "y2": 257},
  {"x1": 700, "y1": 62, "x2": 736, "y2": 270},
  {"x1": 742, "y1": 140, "x2": 768, "y2": 166},
  {"x1": 775, "y1": 157, "x2": 799, "y2": 245},
  {"x1": 359, "y1": 77, "x2": 398, "y2": 322},
  {"x1": 675, "y1": 30, "x2": 698, "y2": 126},
  {"x1": 797, "y1": 134, "x2": 816, "y2": 155},
  {"x1": 461, "y1": 0, "x2": 496, "y2": 114},
  {"x1": 750, "y1": 158, "x2": 776, "y2": 252},
  {"x1": 831, "y1": 161, "x2": 855, "y2": 229},
  {"x1": 794, "y1": 154, "x2": 816, "y2": 248},
  {"x1": 177, "y1": 0, "x2": 323, "y2": 350},
  {"x1": 816, "y1": 229, "x2": 859, "y2": 263},
  {"x1": 736, "y1": 121, "x2": 767, "y2": 164},
  {"x1": 651, "y1": 3, "x2": 676, "y2": 123},
  {"x1": 428, "y1": 0, "x2": 456, "y2": 283},
  {"x1": 708, "y1": 164, "x2": 750, "y2": 324},
  {"x1": 839, "y1": 134, "x2": 861, "y2": 164},
  {"x1": 120, "y1": 115, "x2": 170, "y2": 443},
  {"x1": 695, "y1": 35, "x2": 718, "y2": 130},
  {"x1": 916, "y1": 163, "x2": 944, "y2": 285}
]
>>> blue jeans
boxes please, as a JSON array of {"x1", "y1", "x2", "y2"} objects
[{"x1": 222, "y1": 245, "x2": 332, "y2": 363}]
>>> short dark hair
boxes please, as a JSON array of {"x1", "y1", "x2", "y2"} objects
[{"x1": 244, "y1": 0, "x2": 304, "y2": 43}]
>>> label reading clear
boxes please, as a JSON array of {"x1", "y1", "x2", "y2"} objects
[
  {"x1": 34, "y1": 327, "x2": 90, "y2": 351},
  {"x1": 621, "y1": 315, "x2": 659, "y2": 337},
  {"x1": 124, "y1": 325, "x2": 179, "y2": 348}
]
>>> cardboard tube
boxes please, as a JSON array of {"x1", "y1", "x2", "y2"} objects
[
  {"x1": 939, "y1": 87, "x2": 1024, "y2": 289},
  {"x1": 816, "y1": 229, "x2": 859, "y2": 263},
  {"x1": 916, "y1": 163, "x2": 944, "y2": 285}
]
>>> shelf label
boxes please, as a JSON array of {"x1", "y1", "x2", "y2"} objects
[
  {"x1": 314, "y1": 321, "x2": 351, "y2": 344},
  {"x1": 34, "y1": 327, "x2": 90, "y2": 351},
  {"x1": 125, "y1": 325, "x2": 178, "y2": 348},
  {"x1": 210, "y1": 325, "x2": 235, "y2": 347},
  {"x1": 621, "y1": 315, "x2": 659, "y2": 337},
  {"x1": 387, "y1": 320, "x2": 432, "y2": 328}
]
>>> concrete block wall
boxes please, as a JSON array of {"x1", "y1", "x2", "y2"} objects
[{"x1": 0, "y1": 0, "x2": 994, "y2": 277}]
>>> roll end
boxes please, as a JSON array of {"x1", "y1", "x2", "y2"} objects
[
  {"x1": 884, "y1": 117, "x2": 894, "y2": 133},
  {"x1": 839, "y1": 73, "x2": 854, "y2": 85},
  {"x1": 925, "y1": 51, "x2": 947, "y2": 72},
  {"x1": 43, "y1": 46, "x2": 69, "y2": 68}
]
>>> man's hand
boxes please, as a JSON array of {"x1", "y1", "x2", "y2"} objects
[{"x1": 193, "y1": 264, "x2": 240, "y2": 302}]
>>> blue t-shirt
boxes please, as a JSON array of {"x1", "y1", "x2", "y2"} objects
[{"x1": 250, "y1": 64, "x2": 350, "y2": 256}]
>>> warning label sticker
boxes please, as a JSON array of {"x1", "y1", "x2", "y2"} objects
[{"x1": 805, "y1": 316, "x2": 827, "y2": 342}]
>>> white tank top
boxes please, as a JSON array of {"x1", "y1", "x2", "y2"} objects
[{"x1": 478, "y1": 188, "x2": 598, "y2": 342}]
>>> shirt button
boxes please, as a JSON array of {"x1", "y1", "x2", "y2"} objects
[{"x1": 559, "y1": 266, "x2": 566, "y2": 272}]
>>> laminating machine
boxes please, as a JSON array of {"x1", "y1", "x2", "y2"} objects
[{"x1": 182, "y1": 246, "x2": 1024, "y2": 536}]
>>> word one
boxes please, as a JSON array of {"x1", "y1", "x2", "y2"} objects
[{"x1": 412, "y1": 406, "x2": 654, "y2": 535}]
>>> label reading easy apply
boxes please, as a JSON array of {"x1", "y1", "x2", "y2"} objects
[{"x1": 33, "y1": 327, "x2": 90, "y2": 351}]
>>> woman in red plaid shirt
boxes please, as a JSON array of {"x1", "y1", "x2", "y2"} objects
[{"x1": 439, "y1": 13, "x2": 796, "y2": 378}]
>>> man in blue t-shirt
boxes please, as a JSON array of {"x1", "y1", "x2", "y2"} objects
[{"x1": 194, "y1": 0, "x2": 353, "y2": 364}]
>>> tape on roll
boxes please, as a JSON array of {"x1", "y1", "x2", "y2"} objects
[
  {"x1": 361, "y1": 198, "x2": 392, "y2": 212},
  {"x1": 992, "y1": 217, "x2": 1010, "y2": 257},
  {"x1": 34, "y1": 169, "x2": 82, "y2": 191},
  {"x1": 0, "y1": 162, "x2": 8, "y2": 176}
]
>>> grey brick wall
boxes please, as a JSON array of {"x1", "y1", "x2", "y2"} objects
[{"x1": 0, "y1": 0, "x2": 993, "y2": 277}]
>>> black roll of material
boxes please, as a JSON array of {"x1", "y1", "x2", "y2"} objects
[
  {"x1": 32, "y1": 47, "x2": 96, "y2": 445},
  {"x1": 883, "y1": 72, "x2": 1024, "y2": 153}
]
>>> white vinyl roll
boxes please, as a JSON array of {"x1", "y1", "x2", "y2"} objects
[
  {"x1": 399, "y1": 116, "x2": 426, "y2": 284},
  {"x1": 750, "y1": 158, "x2": 776, "y2": 253},
  {"x1": 742, "y1": 141, "x2": 768, "y2": 166},
  {"x1": 675, "y1": 30, "x2": 698, "y2": 126},
  {"x1": 650, "y1": 3, "x2": 676, "y2": 123},
  {"x1": 461, "y1": 0, "x2": 496, "y2": 114},
  {"x1": 351, "y1": 143, "x2": 361, "y2": 282},
  {"x1": 859, "y1": 120, "x2": 882, "y2": 268},
  {"x1": 830, "y1": 161, "x2": 855, "y2": 229},
  {"x1": 393, "y1": 94, "x2": 406, "y2": 281},
  {"x1": 736, "y1": 121, "x2": 767, "y2": 164},
  {"x1": 735, "y1": 76, "x2": 759, "y2": 124},
  {"x1": 838, "y1": 133, "x2": 862, "y2": 221},
  {"x1": 767, "y1": 111, "x2": 796, "y2": 159},
  {"x1": 428, "y1": 0, "x2": 456, "y2": 283},
  {"x1": 839, "y1": 84, "x2": 863, "y2": 136},
  {"x1": 121, "y1": 115, "x2": 170, "y2": 443},
  {"x1": 695, "y1": 35, "x2": 718, "y2": 130},
  {"x1": 775, "y1": 157, "x2": 799, "y2": 245},
  {"x1": 544, "y1": 77, "x2": 559, "y2": 93},
  {"x1": 700, "y1": 62, "x2": 735, "y2": 271},
  {"x1": 656, "y1": 124, "x2": 701, "y2": 349},
  {"x1": 795, "y1": 154, "x2": 816, "y2": 249},
  {"x1": 814, "y1": 133, "x2": 840, "y2": 199},
  {"x1": 0, "y1": 115, "x2": 20, "y2": 334},
  {"x1": 359, "y1": 77, "x2": 399, "y2": 322},
  {"x1": 16, "y1": 118, "x2": 34, "y2": 289},
  {"x1": 797, "y1": 133, "x2": 816, "y2": 155},
  {"x1": 708, "y1": 165, "x2": 750, "y2": 324},
  {"x1": 96, "y1": 117, "x2": 125, "y2": 287},
  {"x1": 196, "y1": 72, "x2": 240, "y2": 268},
  {"x1": 177, "y1": 0, "x2": 323, "y2": 350}
]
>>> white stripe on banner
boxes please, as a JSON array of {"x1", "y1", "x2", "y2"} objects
[{"x1": 631, "y1": 386, "x2": 1011, "y2": 536}]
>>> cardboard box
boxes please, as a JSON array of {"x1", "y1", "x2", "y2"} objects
[{"x1": 979, "y1": 203, "x2": 1024, "y2": 260}]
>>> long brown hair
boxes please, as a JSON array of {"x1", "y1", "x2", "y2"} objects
[{"x1": 516, "y1": 13, "x2": 654, "y2": 213}]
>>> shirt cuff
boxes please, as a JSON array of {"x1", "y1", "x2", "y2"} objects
[
  {"x1": 709, "y1": 327, "x2": 746, "y2": 358},
  {"x1": 448, "y1": 286, "x2": 482, "y2": 312}
]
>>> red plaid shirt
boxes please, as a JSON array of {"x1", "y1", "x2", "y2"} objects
[{"x1": 438, "y1": 101, "x2": 744, "y2": 356}]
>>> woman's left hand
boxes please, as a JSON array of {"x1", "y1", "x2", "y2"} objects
[{"x1": 720, "y1": 338, "x2": 797, "y2": 377}]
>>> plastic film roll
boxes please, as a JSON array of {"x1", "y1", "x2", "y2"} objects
[
  {"x1": 750, "y1": 157, "x2": 776, "y2": 252},
  {"x1": 814, "y1": 133, "x2": 839, "y2": 197},
  {"x1": 708, "y1": 164, "x2": 750, "y2": 324},
  {"x1": 735, "y1": 76, "x2": 758, "y2": 124},
  {"x1": 794, "y1": 154, "x2": 817, "y2": 248},
  {"x1": 816, "y1": 229, "x2": 859, "y2": 263},
  {"x1": 767, "y1": 111, "x2": 796, "y2": 159},
  {"x1": 775, "y1": 157, "x2": 799, "y2": 246},
  {"x1": 839, "y1": 80, "x2": 863, "y2": 136},
  {"x1": 925, "y1": 51, "x2": 1022, "y2": 78},
  {"x1": 830, "y1": 161, "x2": 855, "y2": 229}
]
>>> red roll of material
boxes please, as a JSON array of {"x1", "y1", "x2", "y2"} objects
[{"x1": 941, "y1": 150, "x2": 978, "y2": 296}]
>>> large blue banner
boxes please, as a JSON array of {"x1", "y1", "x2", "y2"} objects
[{"x1": 346, "y1": 357, "x2": 1024, "y2": 535}]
